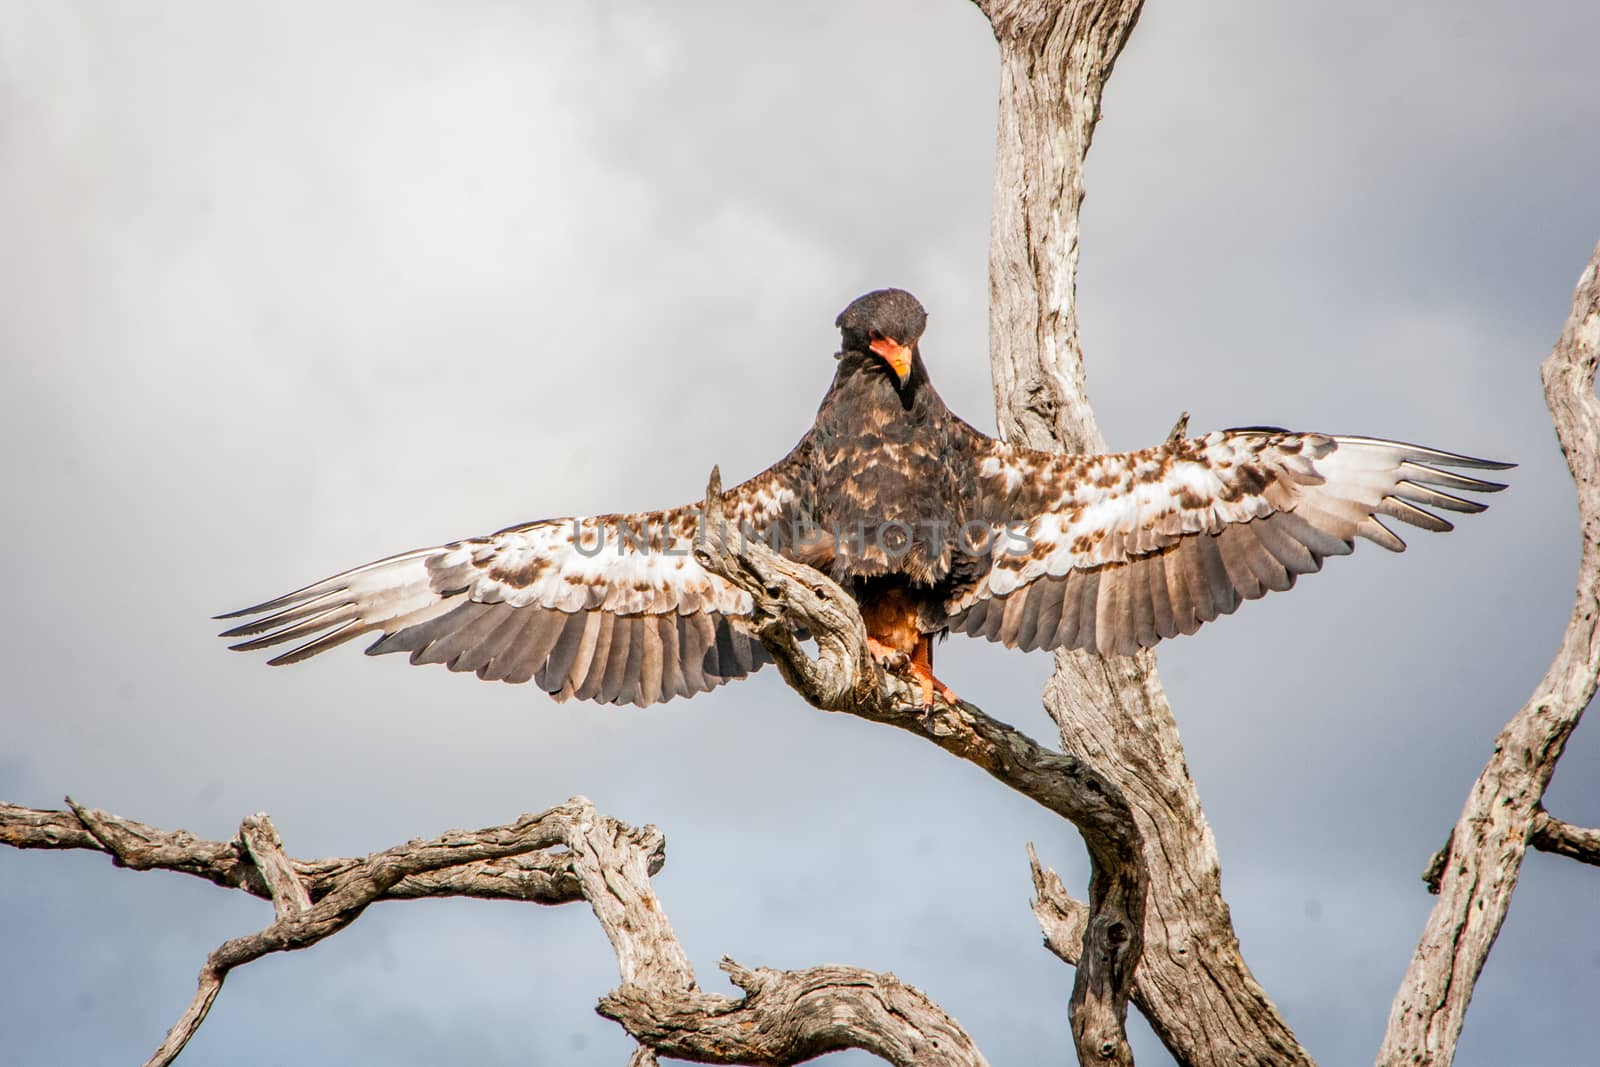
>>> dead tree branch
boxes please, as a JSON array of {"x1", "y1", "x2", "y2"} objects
[
  {"x1": 974, "y1": 1, "x2": 1314, "y2": 1064},
  {"x1": 1029, "y1": 843, "x2": 1091, "y2": 964},
  {"x1": 7, "y1": 798, "x2": 624, "y2": 1065},
  {"x1": 1530, "y1": 810, "x2": 1600, "y2": 867},
  {"x1": 695, "y1": 468, "x2": 1145, "y2": 1065},
  {"x1": 1378, "y1": 241, "x2": 1600, "y2": 1066},
  {"x1": 2, "y1": 798, "x2": 607, "y2": 906},
  {"x1": 2, "y1": 796, "x2": 986, "y2": 1067},
  {"x1": 1423, "y1": 805, "x2": 1600, "y2": 895},
  {"x1": 559, "y1": 793, "x2": 990, "y2": 1065},
  {"x1": 600, "y1": 960, "x2": 987, "y2": 1065}
]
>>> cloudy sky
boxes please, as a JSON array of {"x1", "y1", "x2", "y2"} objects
[{"x1": 3, "y1": 2, "x2": 1597, "y2": 1064}]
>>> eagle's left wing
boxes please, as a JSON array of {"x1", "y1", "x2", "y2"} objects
[{"x1": 947, "y1": 430, "x2": 1510, "y2": 655}]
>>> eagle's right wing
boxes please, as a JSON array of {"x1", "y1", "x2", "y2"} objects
[{"x1": 218, "y1": 450, "x2": 810, "y2": 706}]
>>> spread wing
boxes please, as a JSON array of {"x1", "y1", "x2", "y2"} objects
[
  {"x1": 218, "y1": 453, "x2": 808, "y2": 706},
  {"x1": 946, "y1": 430, "x2": 1511, "y2": 655}
]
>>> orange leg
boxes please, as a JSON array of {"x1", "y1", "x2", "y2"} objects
[
  {"x1": 907, "y1": 634, "x2": 959, "y2": 709},
  {"x1": 860, "y1": 588, "x2": 958, "y2": 708}
]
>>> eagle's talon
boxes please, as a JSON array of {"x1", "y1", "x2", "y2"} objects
[
  {"x1": 865, "y1": 637, "x2": 910, "y2": 672},
  {"x1": 864, "y1": 632, "x2": 957, "y2": 710}
]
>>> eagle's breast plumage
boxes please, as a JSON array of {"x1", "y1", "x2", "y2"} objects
[{"x1": 801, "y1": 349, "x2": 980, "y2": 590}]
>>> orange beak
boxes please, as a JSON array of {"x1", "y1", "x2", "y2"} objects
[{"x1": 869, "y1": 336, "x2": 913, "y2": 383}]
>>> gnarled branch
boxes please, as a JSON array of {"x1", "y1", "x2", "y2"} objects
[
  {"x1": 600, "y1": 959, "x2": 986, "y2": 1065},
  {"x1": 15, "y1": 798, "x2": 631, "y2": 1065},
  {"x1": 2, "y1": 796, "x2": 986, "y2": 1067},
  {"x1": 2, "y1": 799, "x2": 600, "y2": 905},
  {"x1": 555, "y1": 788, "x2": 989, "y2": 1066},
  {"x1": 695, "y1": 467, "x2": 1145, "y2": 1065}
]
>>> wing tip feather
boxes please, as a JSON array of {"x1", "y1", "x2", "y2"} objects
[{"x1": 1333, "y1": 435, "x2": 1516, "y2": 472}]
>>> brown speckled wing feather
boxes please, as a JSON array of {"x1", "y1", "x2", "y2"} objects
[
  {"x1": 948, "y1": 430, "x2": 1510, "y2": 655},
  {"x1": 217, "y1": 451, "x2": 806, "y2": 706}
]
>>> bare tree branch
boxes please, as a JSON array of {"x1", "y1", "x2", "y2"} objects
[
  {"x1": 2, "y1": 798, "x2": 647, "y2": 1063},
  {"x1": 3, "y1": 796, "x2": 988, "y2": 1066},
  {"x1": 2, "y1": 799, "x2": 610, "y2": 905},
  {"x1": 1029, "y1": 843, "x2": 1091, "y2": 965},
  {"x1": 1426, "y1": 807, "x2": 1600, "y2": 895},
  {"x1": 974, "y1": 1, "x2": 1315, "y2": 1063},
  {"x1": 135, "y1": 816, "x2": 314, "y2": 1063},
  {"x1": 1530, "y1": 810, "x2": 1600, "y2": 867},
  {"x1": 147, "y1": 800, "x2": 600, "y2": 1065},
  {"x1": 600, "y1": 960, "x2": 987, "y2": 1066},
  {"x1": 1380, "y1": 241, "x2": 1600, "y2": 1067},
  {"x1": 146, "y1": 815, "x2": 313, "y2": 1065},
  {"x1": 238, "y1": 814, "x2": 311, "y2": 921},
  {"x1": 695, "y1": 467, "x2": 1145, "y2": 1065}
]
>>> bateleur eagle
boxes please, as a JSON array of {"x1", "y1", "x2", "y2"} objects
[{"x1": 220, "y1": 289, "x2": 1511, "y2": 706}]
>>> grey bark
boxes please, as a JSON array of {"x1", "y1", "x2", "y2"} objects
[
  {"x1": 2, "y1": 796, "x2": 611, "y2": 904},
  {"x1": 2, "y1": 796, "x2": 986, "y2": 1066},
  {"x1": 1529, "y1": 810, "x2": 1600, "y2": 868},
  {"x1": 974, "y1": 1, "x2": 1316, "y2": 1063},
  {"x1": 1377, "y1": 242, "x2": 1600, "y2": 1066},
  {"x1": 599, "y1": 961, "x2": 987, "y2": 1066}
]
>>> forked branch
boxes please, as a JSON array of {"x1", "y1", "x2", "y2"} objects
[{"x1": 1, "y1": 797, "x2": 985, "y2": 1067}]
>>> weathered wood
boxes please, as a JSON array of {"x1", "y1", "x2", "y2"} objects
[
  {"x1": 3, "y1": 798, "x2": 643, "y2": 1063},
  {"x1": 975, "y1": 1, "x2": 1315, "y2": 1063},
  {"x1": 567, "y1": 808, "x2": 694, "y2": 995},
  {"x1": 1377, "y1": 241, "x2": 1600, "y2": 1067},
  {"x1": 562, "y1": 787, "x2": 992, "y2": 1066},
  {"x1": 3, "y1": 795, "x2": 988, "y2": 1067},
  {"x1": 599, "y1": 959, "x2": 988, "y2": 1067},
  {"x1": 696, "y1": 467, "x2": 1145, "y2": 1065},
  {"x1": 1530, "y1": 810, "x2": 1600, "y2": 868},
  {"x1": 144, "y1": 799, "x2": 605, "y2": 1066},
  {"x1": 977, "y1": 0, "x2": 1144, "y2": 458},
  {"x1": 4, "y1": 798, "x2": 615, "y2": 905},
  {"x1": 238, "y1": 815, "x2": 311, "y2": 922},
  {"x1": 1030, "y1": 843, "x2": 1090, "y2": 964}
]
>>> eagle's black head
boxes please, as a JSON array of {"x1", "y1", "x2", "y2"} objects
[{"x1": 835, "y1": 289, "x2": 927, "y2": 386}]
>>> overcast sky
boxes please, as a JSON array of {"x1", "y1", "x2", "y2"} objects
[{"x1": 2, "y1": 2, "x2": 1597, "y2": 1064}]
